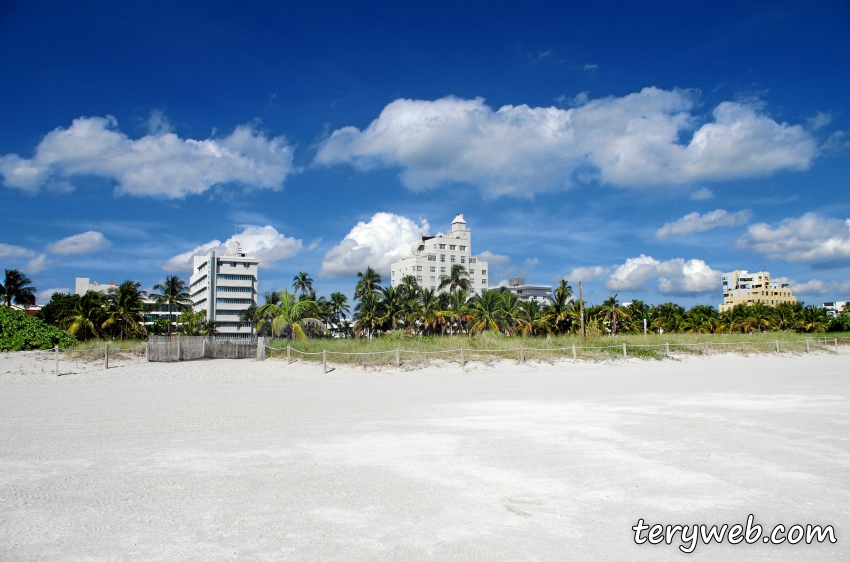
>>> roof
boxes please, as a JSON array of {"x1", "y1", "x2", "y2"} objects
[{"x1": 451, "y1": 213, "x2": 466, "y2": 224}]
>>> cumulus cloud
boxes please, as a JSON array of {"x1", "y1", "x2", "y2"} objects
[
  {"x1": 605, "y1": 255, "x2": 721, "y2": 295},
  {"x1": 314, "y1": 88, "x2": 817, "y2": 197},
  {"x1": 806, "y1": 111, "x2": 833, "y2": 131},
  {"x1": 477, "y1": 251, "x2": 510, "y2": 265},
  {"x1": 26, "y1": 254, "x2": 50, "y2": 273},
  {"x1": 736, "y1": 213, "x2": 850, "y2": 265},
  {"x1": 162, "y1": 226, "x2": 301, "y2": 272},
  {"x1": 565, "y1": 266, "x2": 608, "y2": 282},
  {"x1": 773, "y1": 276, "x2": 850, "y2": 296},
  {"x1": 689, "y1": 187, "x2": 714, "y2": 201},
  {"x1": 656, "y1": 209, "x2": 751, "y2": 239},
  {"x1": 46, "y1": 231, "x2": 111, "y2": 254},
  {"x1": 0, "y1": 115, "x2": 296, "y2": 198},
  {"x1": 319, "y1": 213, "x2": 430, "y2": 278},
  {"x1": 0, "y1": 243, "x2": 35, "y2": 259},
  {"x1": 38, "y1": 287, "x2": 71, "y2": 301}
]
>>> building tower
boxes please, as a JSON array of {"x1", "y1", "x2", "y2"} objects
[
  {"x1": 390, "y1": 214, "x2": 490, "y2": 296},
  {"x1": 189, "y1": 240, "x2": 259, "y2": 339}
]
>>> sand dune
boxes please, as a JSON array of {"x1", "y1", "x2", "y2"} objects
[{"x1": 1, "y1": 351, "x2": 847, "y2": 560}]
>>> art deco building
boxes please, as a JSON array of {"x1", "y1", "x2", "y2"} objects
[{"x1": 719, "y1": 270, "x2": 797, "y2": 313}]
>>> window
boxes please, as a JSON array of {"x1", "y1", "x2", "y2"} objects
[
  {"x1": 433, "y1": 244, "x2": 438, "y2": 249},
  {"x1": 450, "y1": 255, "x2": 456, "y2": 262},
  {"x1": 469, "y1": 269, "x2": 475, "y2": 274},
  {"x1": 416, "y1": 275, "x2": 422, "y2": 282},
  {"x1": 449, "y1": 245, "x2": 456, "y2": 250},
  {"x1": 440, "y1": 267, "x2": 446, "y2": 272},
  {"x1": 430, "y1": 276, "x2": 436, "y2": 282},
  {"x1": 459, "y1": 245, "x2": 466, "y2": 251},
  {"x1": 482, "y1": 279, "x2": 487, "y2": 285},
  {"x1": 439, "y1": 244, "x2": 446, "y2": 249},
  {"x1": 460, "y1": 256, "x2": 465, "y2": 263},
  {"x1": 416, "y1": 265, "x2": 422, "y2": 271},
  {"x1": 470, "y1": 279, "x2": 475, "y2": 284},
  {"x1": 470, "y1": 258, "x2": 476, "y2": 264},
  {"x1": 440, "y1": 254, "x2": 445, "y2": 262},
  {"x1": 431, "y1": 286, "x2": 436, "y2": 291},
  {"x1": 482, "y1": 269, "x2": 487, "y2": 275},
  {"x1": 428, "y1": 255, "x2": 436, "y2": 261},
  {"x1": 430, "y1": 266, "x2": 435, "y2": 272}
]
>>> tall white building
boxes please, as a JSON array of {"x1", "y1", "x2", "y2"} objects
[
  {"x1": 390, "y1": 214, "x2": 489, "y2": 296},
  {"x1": 189, "y1": 240, "x2": 259, "y2": 339}
]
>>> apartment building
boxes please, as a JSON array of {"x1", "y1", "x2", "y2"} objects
[
  {"x1": 503, "y1": 278, "x2": 552, "y2": 304},
  {"x1": 189, "y1": 240, "x2": 258, "y2": 339},
  {"x1": 390, "y1": 214, "x2": 490, "y2": 296},
  {"x1": 719, "y1": 270, "x2": 797, "y2": 313}
]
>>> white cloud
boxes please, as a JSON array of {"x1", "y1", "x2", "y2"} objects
[
  {"x1": 821, "y1": 131, "x2": 850, "y2": 155},
  {"x1": 689, "y1": 187, "x2": 714, "y2": 201},
  {"x1": 314, "y1": 88, "x2": 817, "y2": 197},
  {"x1": 319, "y1": 213, "x2": 430, "y2": 278},
  {"x1": 0, "y1": 243, "x2": 35, "y2": 259},
  {"x1": 477, "y1": 251, "x2": 510, "y2": 265},
  {"x1": 605, "y1": 255, "x2": 721, "y2": 295},
  {"x1": 583, "y1": 63, "x2": 599, "y2": 70},
  {"x1": 656, "y1": 209, "x2": 751, "y2": 239},
  {"x1": 46, "y1": 231, "x2": 111, "y2": 254},
  {"x1": 736, "y1": 213, "x2": 850, "y2": 264},
  {"x1": 0, "y1": 115, "x2": 296, "y2": 198},
  {"x1": 565, "y1": 266, "x2": 608, "y2": 282},
  {"x1": 38, "y1": 287, "x2": 70, "y2": 301},
  {"x1": 806, "y1": 111, "x2": 833, "y2": 131},
  {"x1": 162, "y1": 226, "x2": 301, "y2": 272},
  {"x1": 773, "y1": 276, "x2": 850, "y2": 297},
  {"x1": 306, "y1": 237, "x2": 323, "y2": 251},
  {"x1": 26, "y1": 254, "x2": 50, "y2": 273}
]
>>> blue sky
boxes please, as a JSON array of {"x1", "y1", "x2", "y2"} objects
[{"x1": 1, "y1": 1, "x2": 849, "y2": 307}]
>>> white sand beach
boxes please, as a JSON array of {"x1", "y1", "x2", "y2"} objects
[{"x1": 0, "y1": 351, "x2": 847, "y2": 561}]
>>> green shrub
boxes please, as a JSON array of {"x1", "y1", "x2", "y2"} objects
[{"x1": 0, "y1": 307, "x2": 78, "y2": 351}]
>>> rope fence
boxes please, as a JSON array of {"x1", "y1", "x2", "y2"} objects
[
  {"x1": 263, "y1": 336, "x2": 850, "y2": 372},
  {"x1": 20, "y1": 344, "x2": 148, "y2": 376}
]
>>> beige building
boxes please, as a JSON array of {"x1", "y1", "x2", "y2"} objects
[
  {"x1": 390, "y1": 214, "x2": 489, "y2": 296},
  {"x1": 719, "y1": 270, "x2": 797, "y2": 312}
]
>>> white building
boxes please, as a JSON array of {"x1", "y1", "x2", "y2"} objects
[
  {"x1": 390, "y1": 214, "x2": 489, "y2": 296},
  {"x1": 189, "y1": 240, "x2": 258, "y2": 339},
  {"x1": 823, "y1": 301, "x2": 847, "y2": 317},
  {"x1": 75, "y1": 277, "x2": 119, "y2": 296},
  {"x1": 504, "y1": 278, "x2": 552, "y2": 304}
]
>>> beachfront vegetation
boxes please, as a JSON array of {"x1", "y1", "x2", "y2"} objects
[{"x1": 0, "y1": 306, "x2": 77, "y2": 351}]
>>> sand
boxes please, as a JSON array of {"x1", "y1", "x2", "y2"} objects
[{"x1": 0, "y1": 350, "x2": 847, "y2": 561}]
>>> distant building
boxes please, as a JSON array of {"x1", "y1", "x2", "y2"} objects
[
  {"x1": 189, "y1": 240, "x2": 258, "y2": 339},
  {"x1": 390, "y1": 214, "x2": 490, "y2": 296},
  {"x1": 503, "y1": 278, "x2": 552, "y2": 304},
  {"x1": 75, "y1": 278, "x2": 119, "y2": 296},
  {"x1": 823, "y1": 301, "x2": 847, "y2": 317},
  {"x1": 719, "y1": 270, "x2": 797, "y2": 313}
]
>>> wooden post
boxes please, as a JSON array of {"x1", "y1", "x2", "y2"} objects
[
  {"x1": 460, "y1": 347, "x2": 465, "y2": 367},
  {"x1": 742, "y1": 341, "x2": 745, "y2": 353},
  {"x1": 806, "y1": 340, "x2": 810, "y2": 353},
  {"x1": 579, "y1": 281, "x2": 585, "y2": 340},
  {"x1": 572, "y1": 344, "x2": 576, "y2": 361},
  {"x1": 520, "y1": 345, "x2": 524, "y2": 363},
  {"x1": 623, "y1": 343, "x2": 627, "y2": 358},
  {"x1": 323, "y1": 349, "x2": 327, "y2": 373},
  {"x1": 54, "y1": 345, "x2": 59, "y2": 376},
  {"x1": 287, "y1": 344, "x2": 291, "y2": 364},
  {"x1": 665, "y1": 342, "x2": 670, "y2": 355},
  {"x1": 396, "y1": 348, "x2": 400, "y2": 368},
  {"x1": 835, "y1": 338, "x2": 839, "y2": 350},
  {"x1": 776, "y1": 341, "x2": 780, "y2": 353},
  {"x1": 643, "y1": 318, "x2": 647, "y2": 337},
  {"x1": 104, "y1": 344, "x2": 109, "y2": 369},
  {"x1": 705, "y1": 342, "x2": 709, "y2": 355}
]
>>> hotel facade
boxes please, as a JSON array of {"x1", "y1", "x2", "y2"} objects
[
  {"x1": 719, "y1": 270, "x2": 797, "y2": 313},
  {"x1": 390, "y1": 214, "x2": 489, "y2": 296},
  {"x1": 189, "y1": 241, "x2": 259, "y2": 339}
]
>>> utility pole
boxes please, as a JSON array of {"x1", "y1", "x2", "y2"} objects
[{"x1": 579, "y1": 281, "x2": 585, "y2": 340}]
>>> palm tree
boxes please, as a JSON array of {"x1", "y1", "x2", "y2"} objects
[
  {"x1": 2, "y1": 269, "x2": 36, "y2": 308},
  {"x1": 103, "y1": 280, "x2": 147, "y2": 340},
  {"x1": 438, "y1": 264, "x2": 470, "y2": 294},
  {"x1": 238, "y1": 304, "x2": 261, "y2": 337},
  {"x1": 796, "y1": 305, "x2": 828, "y2": 333},
  {"x1": 257, "y1": 289, "x2": 323, "y2": 339},
  {"x1": 378, "y1": 285, "x2": 404, "y2": 331},
  {"x1": 652, "y1": 302, "x2": 686, "y2": 334},
  {"x1": 292, "y1": 272, "x2": 314, "y2": 296},
  {"x1": 499, "y1": 291, "x2": 521, "y2": 335},
  {"x1": 447, "y1": 289, "x2": 472, "y2": 335},
  {"x1": 353, "y1": 292, "x2": 383, "y2": 339},
  {"x1": 355, "y1": 267, "x2": 382, "y2": 299},
  {"x1": 554, "y1": 279, "x2": 573, "y2": 301},
  {"x1": 542, "y1": 290, "x2": 576, "y2": 335},
  {"x1": 329, "y1": 292, "x2": 350, "y2": 337},
  {"x1": 152, "y1": 275, "x2": 192, "y2": 335},
  {"x1": 66, "y1": 291, "x2": 107, "y2": 341},
  {"x1": 468, "y1": 290, "x2": 503, "y2": 335},
  {"x1": 516, "y1": 300, "x2": 545, "y2": 336},
  {"x1": 599, "y1": 295, "x2": 629, "y2": 336}
]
